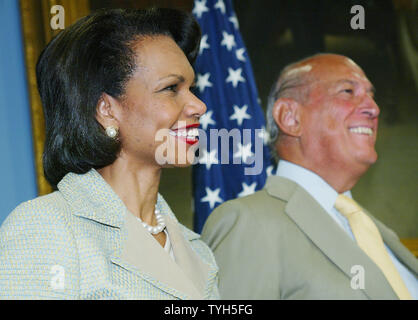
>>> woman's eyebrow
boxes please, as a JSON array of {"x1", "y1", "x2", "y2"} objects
[
  {"x1": 159, "y1": 74, "x2": 198, "y2": 87},
  {"x1": 158, "y1": 74, "x2": 185, "y2": 83}
]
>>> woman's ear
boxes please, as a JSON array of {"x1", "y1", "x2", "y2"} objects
[
  {"x1": 96, "y1": 93, "x2": 120, "y2": 129},
  {"x1": 272, "y1": 98, "x2": 302, "y2": 137}
]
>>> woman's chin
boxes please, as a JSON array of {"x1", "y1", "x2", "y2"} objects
[
  {"x1": 167, "y1": 157, "x2": 196, "y2": 168},
  {"x1": 158, "y1": 154, "x2": 196, "y2": 168},
  {"x1": 174, "y1": 162, "x2": 193, "y2": 168}
]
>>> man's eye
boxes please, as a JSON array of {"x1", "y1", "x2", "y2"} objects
[{"x1": 341, "y1": 88, "x2": 354, "y2": 94}]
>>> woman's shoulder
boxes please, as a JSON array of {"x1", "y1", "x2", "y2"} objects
[
  {"x1": 0, "y1": 191, "x2": 73, "y2": 237},
  {"x1": 4, "y1": 191, "x2": 69, "y2": 221},
  {"x1": 0, "y1": 192, "x2": 80, "y2": 299}
]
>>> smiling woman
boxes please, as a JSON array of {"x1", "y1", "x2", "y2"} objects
[
  {"x1": 0, "y1": 8, "x2": 219, "y2": 300},
  {"x1": 95, "y1": 35, "x2": 206, "y2": 172}
]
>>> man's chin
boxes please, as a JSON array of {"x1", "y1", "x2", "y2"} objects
[
  {"x1": 368, "y1": 150, "x2": 378, "y2": 164},
  {"x1": 358, "y1": 151, "x2": 378, "y2": 167}
]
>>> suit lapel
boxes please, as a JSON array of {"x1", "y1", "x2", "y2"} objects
[
  {"x1": 110, "y1": 210, "x2": 208, "y2": 299},
  {"x1": 371, "y1": 215, "x2": 418, "y2": 276},
  {"x1": 265, "y1": 176, "x2": 399, "y2": 300}
]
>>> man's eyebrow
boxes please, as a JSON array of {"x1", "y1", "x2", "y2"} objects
[
  {"x1": 335, "y1": 79, "x2": 375, "y2": 93},
  {"x1": 335, "y1": 79, "x2": 356, "y2": 86}
]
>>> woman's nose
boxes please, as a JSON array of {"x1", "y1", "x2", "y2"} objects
[{"x1": 185, "y1": 93, "x2": 207, "y2": 118}]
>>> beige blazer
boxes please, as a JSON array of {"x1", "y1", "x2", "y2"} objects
[{"x1": 201, "y1": 176, "x2": 418, "y2": 299}]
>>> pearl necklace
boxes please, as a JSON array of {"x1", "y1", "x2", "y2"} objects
[{"x1": 136, "y1": 207, "x2": 166, "y2": 235}]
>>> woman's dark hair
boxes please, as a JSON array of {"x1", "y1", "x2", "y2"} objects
[{"x1": 36, "y1": 7, "x2": 201, "y2": 188}]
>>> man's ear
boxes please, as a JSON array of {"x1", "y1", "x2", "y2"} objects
[
  {"x1": 96, "y1": 93, "x2": 121, "y2": 129},
  {"x1": 272, "y1": 98, "x2": 302, "y2": 137}
]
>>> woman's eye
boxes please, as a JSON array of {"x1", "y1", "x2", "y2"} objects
[{"x1": 164, "y1": 84, "x2": 178, "y2": 92}]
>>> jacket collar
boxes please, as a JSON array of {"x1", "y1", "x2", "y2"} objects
[
  {"x1": 58, "y1": 169, "x2": 204, "y2": 240},
  {"x1": 265, "y1": 175, "x2": 404, "y2": 300},
  {"x1": 58, "y1": 169, "x2": 126, "y2": 228}
]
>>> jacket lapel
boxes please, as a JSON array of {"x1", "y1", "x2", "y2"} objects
[
  {"x1": 165, "y1": 217, "x2": 213, "y2": 297},
  {"x1": 110, "y1": 211, "x2": 205, "y2": 299},
  {"x1": 372, "y1": 215, "x2": 418, "y2": 276},
  {"x1": 265, "y1": 176, "x2": 399, "y2": 300}
]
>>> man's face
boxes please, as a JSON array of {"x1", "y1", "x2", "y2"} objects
[{"x1": 300, "y1": 56, "x2": 380, "y2": 176}]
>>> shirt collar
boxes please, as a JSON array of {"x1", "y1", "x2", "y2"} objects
[{"x1": 276, "y1": 160, "x2": 352, "y2": 213}]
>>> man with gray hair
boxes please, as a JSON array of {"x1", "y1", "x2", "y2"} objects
[{"x1": 201, "y1": 54, "x2": 418, "y2": 299}]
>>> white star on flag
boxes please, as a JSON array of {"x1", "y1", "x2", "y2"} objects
[
  {"x1": 214, "y1": 0, "x2": 226, "y2": 14},
  {"x1": 199, "y1": 110, "x2": 216, "y2": 130},
  {"x1": 234, "y1": 142, "x2": 254, "y2": 163},
  {"x1": 196, "y1": 72, "x2": 213, "y2": 93},
  {"x1": 193, "y1": 0, "x2": 209, "y2": 19},
  {"x1": 201, "y1": 187, "x2": 223, "y2": 209},
  {"x1": 258, "y1": 126, "x2": 270, "y2": 145},
  {"x1": 199, "y1": 34, "x2": 210, "y2": 55},
  {"x1": 235, "y1": 48, "x2": 246, "y2": 62},
  {"x1": 238, "y1": 182, "x2": 257, "y2": 198},
  {"x1": 229, "y1": 104, "x2": 252, "y2": 126},
  {"x1": 199, "y1": 149, "x2": 219, "y2": 170},
  {"x1": 220, "y1": 31, "x2": 236, "y2": 51},
  {"x1": 226, "y1": 67, "x2": 246, "y2": 88},
  {"x1": 266, "y1": 165, "x2": 274, "y2": 176},
  {"x1": 229, "y1": 15, "x2": 239, "y2": 29}
]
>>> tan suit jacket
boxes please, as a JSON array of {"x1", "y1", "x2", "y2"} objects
[{"x1": 201, "y1": 176, "x2": 418, "y2": 299}]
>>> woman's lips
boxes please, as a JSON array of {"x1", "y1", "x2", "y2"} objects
[{"x1": 169, "y1": 124, "x2": 200, "y2": 145}]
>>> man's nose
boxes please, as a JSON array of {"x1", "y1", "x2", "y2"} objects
[{"x1": 359, "y1": 96, "x2": 380, "y2": 119}]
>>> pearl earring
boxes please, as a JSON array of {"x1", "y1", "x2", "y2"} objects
[{"x1": 105, "y1": 126, "x2": 118, "y2": 138}]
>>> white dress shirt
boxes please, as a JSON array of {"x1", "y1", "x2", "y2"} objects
[
  {"x1": 276, "y1": 160, "x2": 418, "y2": 299},
  {"x1": 163, "y1": 228, "x2": 176, "y2": 261}
]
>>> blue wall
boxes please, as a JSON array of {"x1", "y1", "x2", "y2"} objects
[{"x1": 0, "y1": 0, "x2": 37, "y2": 224}]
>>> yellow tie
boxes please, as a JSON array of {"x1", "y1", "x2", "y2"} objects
[{"x1": 335, "y1": 194, "x2": 412, "y2": 300}]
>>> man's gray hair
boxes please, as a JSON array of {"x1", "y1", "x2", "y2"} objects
[{"x1": 266, "y1": 56, "x2": 320, "y2": 159}]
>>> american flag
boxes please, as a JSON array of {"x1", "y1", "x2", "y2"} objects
[{"x1": 192, "y1": 0, "x2": 274, "y2": 233}]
